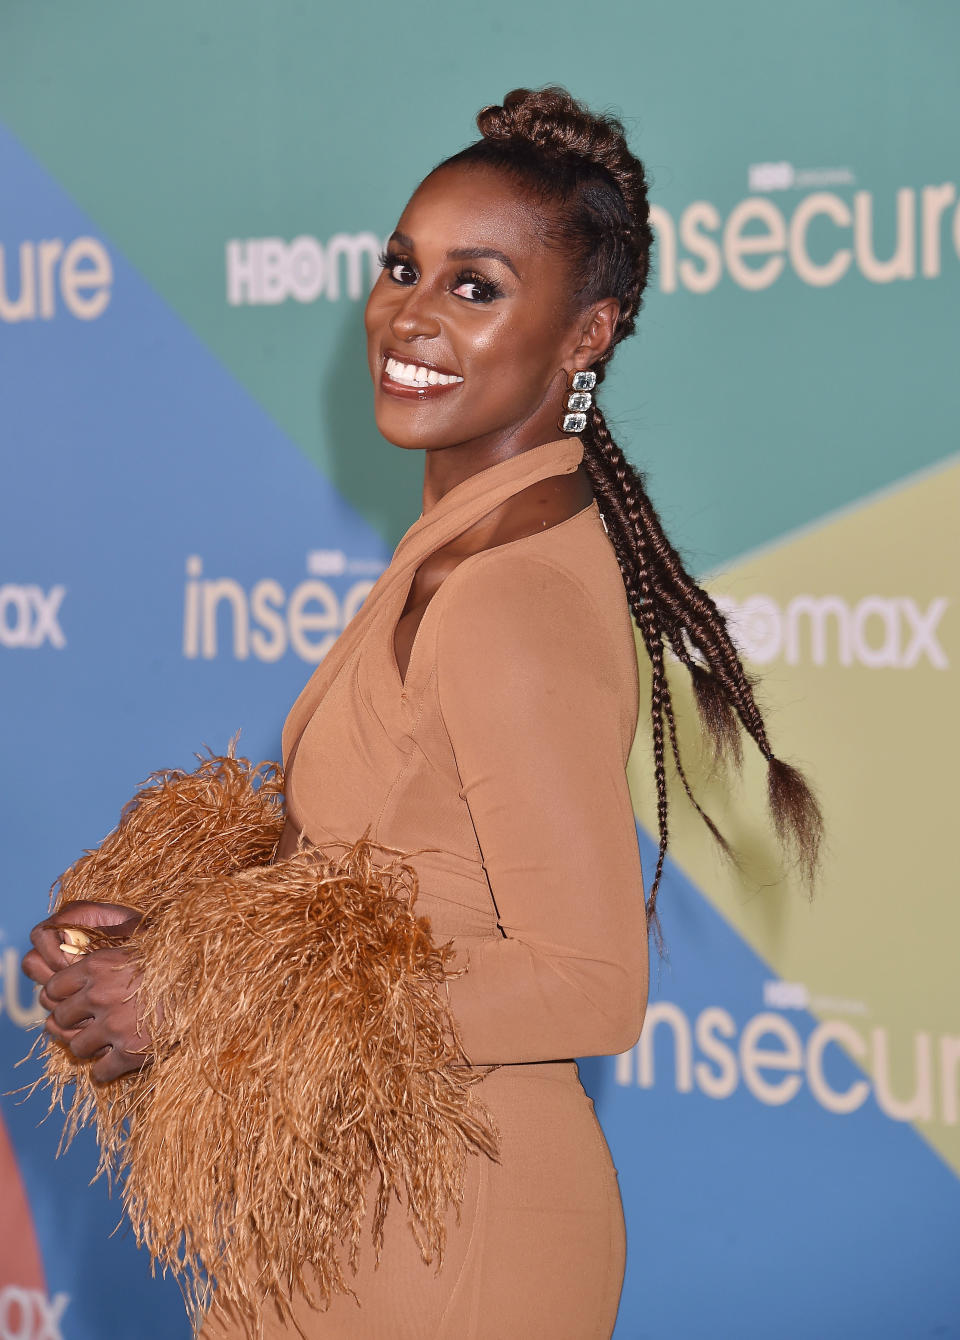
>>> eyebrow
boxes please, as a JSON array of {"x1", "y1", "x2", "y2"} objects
[{"x1": 389, "y1": 231, "x2": 520, "y2": 279}]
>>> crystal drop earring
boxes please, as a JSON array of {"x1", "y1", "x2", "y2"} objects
[{"x1": 558, "y1": 369, "x2": 596, "y2": 434}]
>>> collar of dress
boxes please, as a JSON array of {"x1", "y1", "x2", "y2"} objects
[{"x1": 281, "y1": 435, "x2": 585, "y2": 769}]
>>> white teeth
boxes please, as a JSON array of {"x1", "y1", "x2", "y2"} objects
[{"x1": 384, "y1": 357, "x2": 463, "y2": 388}]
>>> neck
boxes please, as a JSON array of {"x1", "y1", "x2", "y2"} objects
[{"x1": 420, "y1": 421, "x2": 573, "y2": 515}]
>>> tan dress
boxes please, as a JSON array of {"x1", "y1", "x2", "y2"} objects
[{"x1": 203, "y1": 434, "x2": 649, "y2": 1339}]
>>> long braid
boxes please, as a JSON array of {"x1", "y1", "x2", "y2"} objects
[
  {"x1": 586, "y1": 435, "x2": 671, "y2": 953},
  {"x1": 437, "y1": 87, "x2": 824, "y2": 954},
  {"x1": 582, "y1": 402, "x2": 738, "y2": 947}
]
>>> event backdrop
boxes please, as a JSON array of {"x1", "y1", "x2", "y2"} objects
[{"x1": 2, "y1": 2, "x2": 958, "y2": 1337}]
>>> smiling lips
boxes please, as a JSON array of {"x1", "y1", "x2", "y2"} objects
[{"x1": 381, "y1": 355, "x2": 464, "y2": 400}]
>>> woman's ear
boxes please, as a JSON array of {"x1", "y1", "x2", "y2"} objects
[{"x1": 570, "y1": 299, "x2": 620, "y2": 371}]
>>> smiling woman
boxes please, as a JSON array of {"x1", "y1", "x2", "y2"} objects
[
  {"x1": 23, "y1": 85, "x2": 822, "y2": 1340},
  {"x1": 365, "y1": 165, "x2": 598, "y2": 469}
]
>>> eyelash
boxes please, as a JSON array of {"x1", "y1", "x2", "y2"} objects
[{"x1": 377, "y1": 249, "x2": 504, "y2": 304}]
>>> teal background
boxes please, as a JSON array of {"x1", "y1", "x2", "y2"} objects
[
  {"x1": 2, "y1": 3, "x2": 958, "y2": 1337},
  {"x1": 5, "y1": 0, "x2": 956, "y2": 569}
]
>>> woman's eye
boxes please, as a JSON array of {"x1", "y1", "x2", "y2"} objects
[
  {"x1": 451, "y1": 274, "x2": 500, "y2": 304},
  {"x1": 378, "y1": 251, "x2": 417, "y2": 285},
  {"x1": 377, "y1": 252, "x2": 500, "y2": 303}
]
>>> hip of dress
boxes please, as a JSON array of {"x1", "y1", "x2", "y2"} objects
[{"x1": 201, "y1": 1059, "x2": 626, "y2": 1340}]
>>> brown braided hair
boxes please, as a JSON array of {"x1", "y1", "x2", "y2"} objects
[{"x1": 432, "y1": 86, "x2": 823, "y2": 958}]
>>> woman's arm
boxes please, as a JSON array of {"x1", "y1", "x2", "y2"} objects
[{"x1": 435, "y1": 552, "x2": 650, "y2": 1067}]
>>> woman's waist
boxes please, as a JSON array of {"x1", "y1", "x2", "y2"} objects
[
  {"x1": 459, "y1": 1057, "x2": 588, "y2": 1092},
  {"x1": 462, "y1": 1060, "x2": 606, "y2": 1142}
]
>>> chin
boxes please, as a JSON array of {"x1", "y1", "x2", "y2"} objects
[
  {"x1": 379, "y1": 433, "x2": 430, "y2": 453},
  {"x1": 373, "y1": 403, "x2": 465, "y2": 453}
]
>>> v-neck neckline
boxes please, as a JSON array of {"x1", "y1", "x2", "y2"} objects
[
  {"x1": 388, "y1": 438, "x2": 588, "y2": 693},
  {"x1": 389, "y1": 495, "x2": 599, "y2": 694},
  {"x1": 283, "y1": 437, "x2": 586, "y2": 766}
]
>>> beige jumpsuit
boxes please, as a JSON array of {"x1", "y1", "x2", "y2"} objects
[{"x1": 203, "y1": 434, "x2": 649, "y2": 1339}]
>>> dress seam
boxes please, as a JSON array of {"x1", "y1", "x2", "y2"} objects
[
  {"x1": 372, "y1": 668, "x2": 433, "y2": 838},
  {"x1": 437, "y1": 1152, "x2": 488, "y2": 1338}
]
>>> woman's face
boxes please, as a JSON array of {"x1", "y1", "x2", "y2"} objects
[{"x1": 364, "y1": 164, "x2": 597, "y2": 457}]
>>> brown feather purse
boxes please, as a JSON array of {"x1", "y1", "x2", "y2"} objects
[{"x1": 30, "y1": 749, "x2": 499, "y2": 1336}]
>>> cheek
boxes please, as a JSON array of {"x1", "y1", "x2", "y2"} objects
[
  {"x1": 363, "y1": 285, "x2": 386, "y2": 339},
  {"x1": 463, "y1": 310, "x2": 564, "y2": 387},
  {"x1": 460, "y1": 308, "x2": 537, "y2": 360},
  {"x1": 364, "y1": 275, "x2": 402, "y2": 326},
  {"x1": 364, "y1": 287, "x2": 392, "y2": 370}
]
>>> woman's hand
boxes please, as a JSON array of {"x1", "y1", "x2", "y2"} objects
[{"x1": 21, "y1": 902, "x2": 153, "y2": 1084}]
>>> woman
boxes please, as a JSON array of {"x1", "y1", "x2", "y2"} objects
[{"x1": 23, "y1": 87, "x2": 820, "y2": 1337}]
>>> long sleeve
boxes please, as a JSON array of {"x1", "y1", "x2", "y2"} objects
[{"x1": 434, "y1": 550, "x2": 650, "y2": 1066}]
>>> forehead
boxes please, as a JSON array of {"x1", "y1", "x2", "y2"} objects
[{"x1": 396, "y1": 164, "x2": 553, "y2": 271}]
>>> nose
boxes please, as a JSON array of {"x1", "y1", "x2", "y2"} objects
[{"x1": 389, "y1": 283, "x2": 442, "y2": 343}]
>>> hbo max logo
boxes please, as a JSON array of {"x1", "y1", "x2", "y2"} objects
[
  {"x1": 226, "y1": 232, "x2": 383, "y2": 305},
  {"x1": 0, "y1": 584, "x2": 66, "y2": 649},
  {"x1": 714, "y1": 593, "x2": 949, "y2": 669},
  {"x1": 0, "y1": 1288, "x2": 69, "y2": 1340}
]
